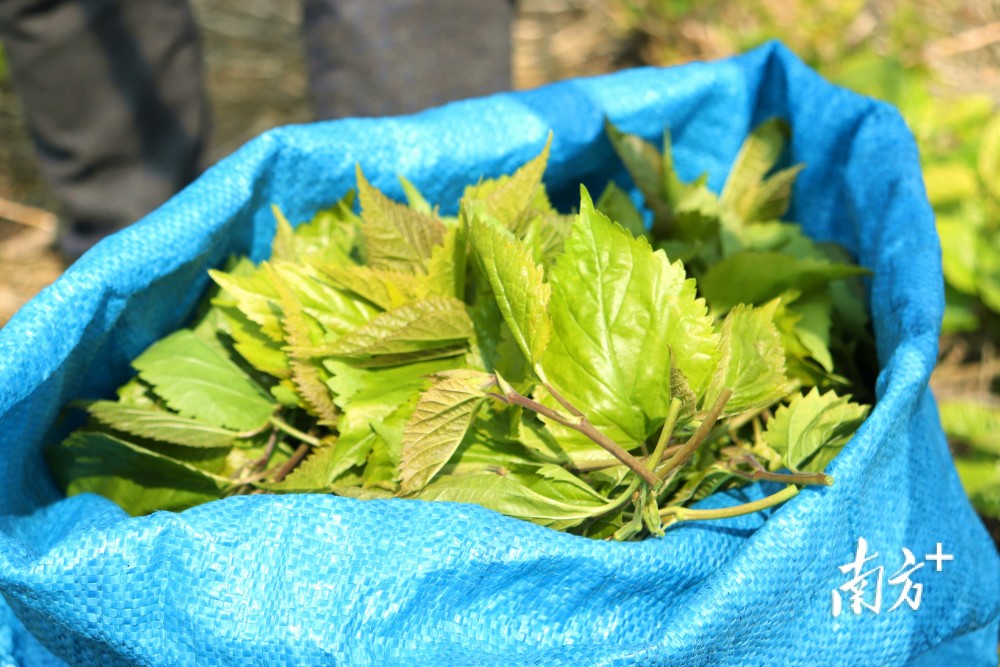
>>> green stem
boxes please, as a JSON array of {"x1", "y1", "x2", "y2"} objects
[
  {"x1": 660, "y1": 484, "x2": 799, "y2": 521},
  {"x1": 657, "y1": 388, "x2": 732, "y2": 479},
  {"x1": 594, "y1": 477, "x2": 643, "y2": 515},
  {"x1": 649, "y1": 398, "x2": 682, "y2": 473},
  {"x1": 269, "y1": 415, "x2": 322, "y2": 448},
  {"x1": 729, "y1": 454, "x2": 833, "y2": 487}
]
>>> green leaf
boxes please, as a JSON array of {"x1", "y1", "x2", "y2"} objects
[
  {"x1": 322, "y1": 357, "x2": 462, "y2": 481},
  {"x1": 764, "y1": 387, "x2": 869, "y2": 472},
  {"x1": 288, "y1": 190, "x2": 362, "y2": 265},
  {"x1": 742, "y1": 164, "x2": 804, "y2": 222},
  {"x1": 47, "y1": 431, "x2": 229, "y2": 516},
  {"x1": 470, "y1": 217, "x2": 551, "y2": 367},
  {"x1": 425, "y1": 218, "x2": 468, "y2": 300},
  {"x1": 398, "y1": 175, "x2": 434, "y2": 215},
  {"x1": 699, "y1": 250, "x2": 869, "y2": 313},
  {"x1": 414, "y1": 469, "x2": 605, "y2": 528},
  {"x1": 596, "y1": 181, "x2": 647, "y2": 238},
  {"x1": 398, "y1": 372, "x2": 492, "y2": 494},
  {"x1": 215, "y1": 305, "x2": 291, "y2": 379},
  {"x1": 938, "y1": 401, "x2": 1000, "y2": 456},
  {"x1": 319, "y1": 296, "x2": 473, "y2": 362},
  {"x1": 773, "y1": 291, "x2": 835, "y2": 375},
  {"x1": 88, "y1": 401, "x2": 239, "y2": 448},
  {"x1": 660, "y1": 128, "x2": 688, "y2": 209},
  {"x1": 270, "y1": 205, "x2": 298, "y2": 262},
  {"x1": 979, "y1": 114, "x2": 1000, "y2": 201},
  {"x1": 209, "y1": 266, "x2": 284, "y2": 341},
  {"x1": 114, "y1": 376, "x2": 158, "y2": 409},
  {"x1": 133, "y1": 330, "x2": 274, "y2": 431},
  {"x1": 357, "y1": 166, "x2": 446, "y2": 273},
  {"x1": 318, "y1": 264, "x2": 424, "y2": 310},
  {"x1": 703, "y1": 300, "x2": 797, "y2": 414},
  {"x1": 463, "y1": 136, "x2": 552, "y2": 235},
  {"x1": 267, "y1": 264, "x2": 339, "y2": 425},
  {"x1": 260, "y1": 445, "x2": 339, "y2": 493},
  {"x1": 542, "y1": 187, "x2": 717, "y2": 443},
  {"x1": 436, "y1": 422, "x2": 540, "y2": 476},
  {"x1": 604, "y1": 119, "x2": 672, "y2": 228},
  {"x1": 520, "y1": 212, "x2": 573, "y2": 268},
  {"x1": 513, "y1": 463, "x2": 607, "y2": 504},
  {"x1": 362, "y1": 399, "x2": 415, "y2": 491},
  {"x1": 272, "y1": 262, "x2": 379, "y2": 338},
  {"x1": 720, "y1": 118, "x2": 789, "y2": 218}
]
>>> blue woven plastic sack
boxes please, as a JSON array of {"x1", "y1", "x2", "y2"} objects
[{"x1": 0, "y1": 42, "x2": 997, "y2": 665}]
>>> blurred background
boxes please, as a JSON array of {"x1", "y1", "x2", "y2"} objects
[{"x1": 1, "y1": 0, "x2": 999, "y2": 544}]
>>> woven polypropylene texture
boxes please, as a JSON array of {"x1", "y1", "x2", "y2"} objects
[{"x1": 0, "y1": 42, "x2": 997, "y2": 666}]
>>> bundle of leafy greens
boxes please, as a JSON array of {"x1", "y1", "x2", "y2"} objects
[{"x1": 48, "y1": 119, "x2": 875, "y2": 540}]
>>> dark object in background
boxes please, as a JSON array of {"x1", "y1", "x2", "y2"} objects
[{"x1": 0, "y1": 0, "x2": 513, "y2": 262}]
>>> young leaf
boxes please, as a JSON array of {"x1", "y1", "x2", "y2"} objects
[
  {"x1": 463, "y1": 136, "x2": 552, "y2": 235},
  {"x1": 260, "y1": 444, "x2": 339, "y2": 493},
  {"x1": 542, "y1": 187, "x2": 717, "y2": 443},
  {"x1": 742, "y1": 164, "x2": 805, "y2": 222},
  {"x1": 362, "y1": 399, "x2": 415, "y2": 491},
  {"x1": 319, "y1": 296, "x2": 473, "y2": 362},
  {"x1": 88, "y1": 401, "x2": 239, "y2": 448},
  {"x1": 268, "y1": 264, "x2": 339, "y2": 425},
  {"x1": 764, "y1": 387, "x2": 869, "y2": 472},
  {"x1": 270, "y1": 205, "x2": 298, "y2": 262},
  {"x1": 209, "y1": 266, "x2": 284, "y2": 341},
  {"x1": 318, "y1": 265, "x2": 423, "y2": 311},
  {"x1": 215, "y1": 305, "x2": 291, "y2": 379},
  {"x1": 398, "y1": 372, "x2": 492, "y2": 495},
  {"x1": 288, "y1": 190, "x2": 362, "y2": 265},
  {"x1": 414, "y1": 470, "x2": 605, "y2": 528},
  {"x1": 660, "y1": 128, "x2": 689, "y2": 208},
  {"x1": 604, "y1": 119, "x2": 672, "y2": 228},
  {"x1": 357, "y1": 166, "x2": 446, "y2": 273},
  {"x1": 398, "y1": 175, "x2": 434, "y2": 215},
  {"x1": 720, "y1": 118, "x2": 789, "y2": 217},
  {"x1": 596, "y1": 181, "x2": 646, "y2": 238},
  {"x1": 702, "y1": 300, "x2": 797, "y2": 414},
  {"x1": 48, "y1": 431, "x2": 229, "y2": 516},
  {"x1": 520, "y1": 212, "x2": 573, "y2": 268},
  {"x1": 425, "y1": 219, "x2": 468, "y2": 300},
  {"x1": 322, "y1": 357, "x2": 462, "y2": 482},
  {"x1": 272, "y1": 262, "x2": 379, "y2": 338},
  {"x1": 470, "y1": 217, "x2": 551, "y2": 367},
  {"x1": 132, "y1": 330, "x2": 275, "y2": 432},
  {"x1": 699, "y1": 251, "x2": 869, "y2": 313}
]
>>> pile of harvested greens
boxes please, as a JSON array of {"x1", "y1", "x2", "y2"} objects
[{"x1": 48, "y1": 119, "x2": 876, "y2": 540}]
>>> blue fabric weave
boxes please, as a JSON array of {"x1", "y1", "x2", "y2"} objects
[{"x1": 0, "y1": 42, "x2": 997, "y2": 665}]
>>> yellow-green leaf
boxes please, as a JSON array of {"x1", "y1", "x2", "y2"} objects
[
  {"x1": 398, "y1": 372, "x2": 492, "y2": 495},
  {"x1": 470, "y1": 217, "x2": 551, "y2": 367}
]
